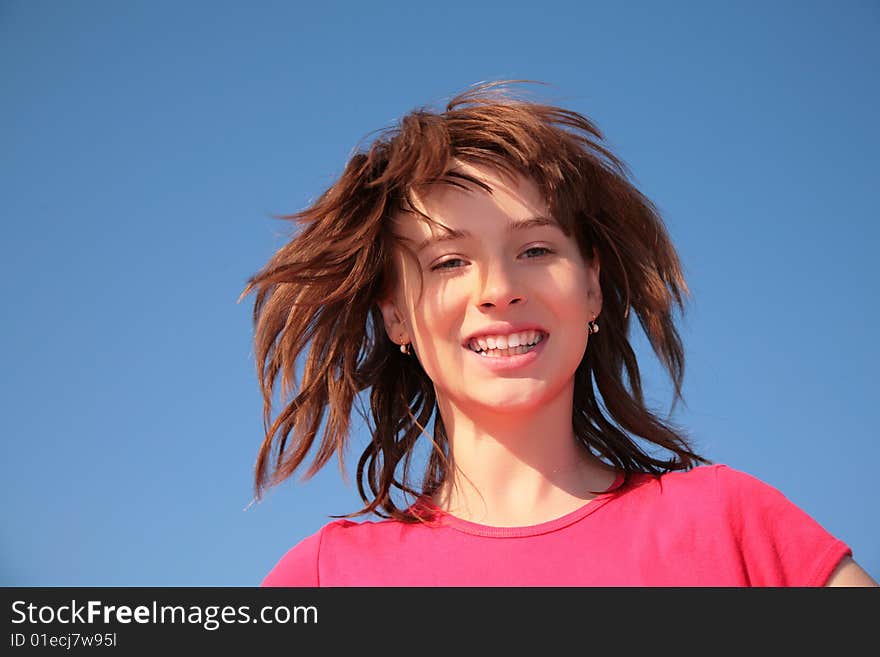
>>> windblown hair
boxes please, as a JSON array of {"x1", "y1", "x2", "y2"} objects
[{"x1": 240, "y1": 80, "x2": 710, "y2": 521}]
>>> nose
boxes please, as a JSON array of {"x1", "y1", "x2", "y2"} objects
[{"x1": 477, "y1": 260, "x2": 525, "y2": 309}]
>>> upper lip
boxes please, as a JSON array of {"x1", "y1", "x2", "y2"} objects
[{"x1": 463, "y1": 323, "x2": 549, "y2": 346}]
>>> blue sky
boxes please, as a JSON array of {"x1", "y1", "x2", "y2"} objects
[{"x1": 2, "y1": 0, "x2": 877, "y2": 585}]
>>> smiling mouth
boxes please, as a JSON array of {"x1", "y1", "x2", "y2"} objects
[{"x1": 466, "y1": 332, "x2": 547, "y2": 357}]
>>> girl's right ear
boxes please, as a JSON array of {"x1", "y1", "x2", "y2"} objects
[{"x1": 377, "y1": 296, "x2": 408, "y2": 346}]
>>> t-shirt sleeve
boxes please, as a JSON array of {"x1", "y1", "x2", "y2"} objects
[
  {"x1": 260, "y1": 526, "x2": 325, "y2": 587},
  {"x1": 714, "y1": 465, "x2": 852, "y2": 586}
]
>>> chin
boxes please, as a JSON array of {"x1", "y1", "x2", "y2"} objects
[{"x1": 472, "y1": 390, "x2": 551, "y2": 414}]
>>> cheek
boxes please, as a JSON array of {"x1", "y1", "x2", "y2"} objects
[
  {"x1": 407, "y1": 291, "x2": 470, "y2": 390},
  {"x1": 413, "y1": 282, "x2": 469, "y2": 328},
  {"x1": 549, "y1": 268, "x2": 591, "y2": 309},
  {"x1": 400, "y1": 290, "x2": 469, "y2": 373}
]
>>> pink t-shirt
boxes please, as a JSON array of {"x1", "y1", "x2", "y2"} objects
[{"x1": 261, "y1": 464, "x2": 851, "y2": 586}]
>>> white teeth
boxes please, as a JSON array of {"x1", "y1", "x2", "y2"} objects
[
  {"x1": 476, "y1": 342, "x2": 538, "y2": 357},
  {"x1": 468, "y1": 331, "x2": 545, "y2": 353}
]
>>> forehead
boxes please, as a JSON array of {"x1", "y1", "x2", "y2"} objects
[{"x1": 392, "y1": 162, "x2": 553, "y2": 243}]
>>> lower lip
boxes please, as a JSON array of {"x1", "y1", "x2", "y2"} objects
[{"x1": 464, "y1": 336, "x2": 548, "y2": 372}]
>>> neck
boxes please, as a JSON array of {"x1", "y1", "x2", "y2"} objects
[{"x1": 430, "y1": 384, "x2": 618, "y2": 526}]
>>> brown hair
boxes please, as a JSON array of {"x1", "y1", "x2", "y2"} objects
[{"x1": 239, "y1": 80, "x2": 710, "y2": 521}]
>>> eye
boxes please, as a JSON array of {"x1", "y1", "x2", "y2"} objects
[
  {"x1": 522, "y1": 246, "x2": 553, "y2": 258},
  {"x1": 430, "y1": 248, "x2": 553, "y2": 272},
  {"x1": 431, "y1": 258, "x2": 466, "y2": 271}
]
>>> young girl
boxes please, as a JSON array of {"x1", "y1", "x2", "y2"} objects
[{"x1": 242, "y1": 82, "x2": 876, "y2": 586}]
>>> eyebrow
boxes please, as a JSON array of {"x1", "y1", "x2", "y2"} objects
[{"x1": 414, "y1": 216, "x2": 560, "y2": 254}]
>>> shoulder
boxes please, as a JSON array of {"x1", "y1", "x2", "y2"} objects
[
  {"x1": 260, "y1": 516, "x2": 415, "y2": 587},
  {"x1": 625, "y1": 463, "x2": 800, "y2": 503},
  {"x1": 260, "y1": 520, "x2": 352, "y2": 587},
  {"x1": 690, "y1": 463, "x2": 824, "y2": 527},
  {"x1": 261, "y1": 522, "x2": 328, "y2": 587},
  {"x1": 641, "y1": 463, "x2": 830, "y2": 533},
  {"x1": 652, "y1": 463, "x2": 851, "y2": 586},
  {"x1": 617, "y1": 463, "x2": 730, "y2": 501}
]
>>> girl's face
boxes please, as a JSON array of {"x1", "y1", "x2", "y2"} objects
[{"x1": 379, "y1": 162, "x2": 601, "y2": 416}]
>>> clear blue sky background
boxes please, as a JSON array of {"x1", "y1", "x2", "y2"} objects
[{"x1": 2, "y1": 0, "x2": 877, "y2": 586}]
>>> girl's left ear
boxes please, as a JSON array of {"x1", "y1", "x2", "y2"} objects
[
  {"x1": 586, "y1": 247, "x2": 602, "y2": 310},
  {"x1": 377, "y1": 296, "x2": 408, "y2": 344},
  {"x1": 589, "y1": 246, "x2": 601, "y2": 274}
]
